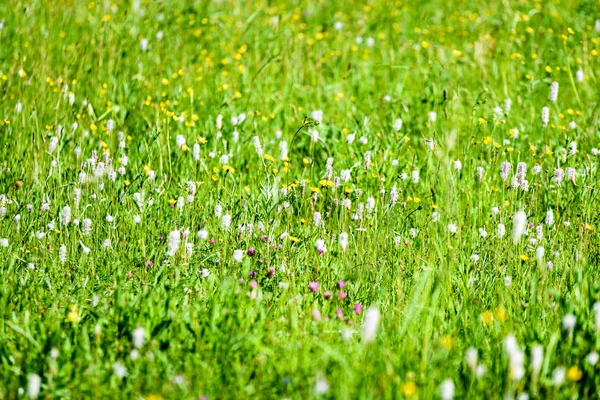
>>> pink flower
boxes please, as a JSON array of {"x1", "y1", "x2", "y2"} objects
[
  {"x1": 354, "y1": 303, "x2": 363, "y2": 314},
  {"x1": 247, "y1": 247, "x2": 255, "y2": 256},
  {"x1": 339, "y1": 291, "x2": 347, "y2": 300},
  {"x1": 324, "y1": 291, "x2": 333, "y2": 299},
  {"x1": 250, "y1": 280, "x2": 257, "y2": 289},
  {"x1": 337, "y1": 280, "x2": 346, "y2": 289},
  {"x1": 336, "y1": 308, "x2": 344, "y2": 319},
  {"x1": 313, "y1": 310, "x2": 322, "y2": 320},
  {"x1": 308, "y1": 282, "x2": 319, "y2": 292}
]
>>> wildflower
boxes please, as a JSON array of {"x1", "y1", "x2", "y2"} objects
[
  {"x1": 27, "y1": 374, "x2": 41, "y2": 399},
  {"x1": 59, "y1": 245, "x2": 67, "y2": 264},
  {"x1": 82, "y1": 218, "x2": 92, "y2": 235},
  {"x1": 465, "y1": 347, "x2": 478, "y2": 371},
  {"x1": 552, "y1": 367, "x2": 565, "y2": 386},
  {"x1": 562, "y1": 314, "x2": 576, "y2": 332},
  {"x1": 549, "y1": 81, "x2": 559, "y2": 103},
  {"x1": 439, "y1": 379, "x2": 454, "y2": 400},
  {"x1": 339, "y1": 232, "x2": 349, "y2": 251},
  {"x1": 132, "y1": 327, "x2": 145, "y2": 349},
  {"x1": 394, "y1": 118, "x2": 403, "y2": 131},
  {"x1": 554, "y1": 168, "x2": 564, "y2": 185},
  {"x1": 308, "y1": 282, "x2": 319, "y2": 292},
  {"x1": 566, "y1": 366, "x2": 582, "y2": 382},
  {"x1": 541, "y1": 107, "x2": 549, "y2": 127},
  {"x1": 113, "y1": 362, "x2": 128, "y2": 378},
  {"x1": 362, "y1": 306, "x2": 380, "y2": 343},
  {"x1": 586, "y1": 352, "x2": 599, "y2": 365},
  {"x1": 594, "y1": 302, "x2": 600, "y2": 331},
  {"x1": 531, "y1": 345, "x2": 544, "y2": 377},
  {"x1": 448, "y1": 223, "x2": 457, "y2": 234},
  {"x1": 314, "y1": 375, "x2": 329, "y2": 395},
  {"x1": 512, "y1": 211, "x2": 527, "y2": 242},
  {"x1": 315, "y1": 239, "x2": 327, "y2": 254},
  {"x1": 167, "y1": 230, "x2": 180, "y2": 256},
  {"x1": 500, "y1": 161, "x2": 511, "y2": 181},
  {"x1": 233, "y1": 249, "x2": 244, "y2": 262},
  {"x1": 411, "y1": 170, "x2": 419, "y2": 183}
]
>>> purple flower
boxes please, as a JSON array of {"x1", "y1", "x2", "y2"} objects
[
  {"x1": 268, "y1": 267, "x2": 275, "y2": 277},
  {"x1": 247, "y1": 247, "x2": 255, "y2": 256},
  {"x1": 354, "y1": 303, "x2": 363, "y2": 314},
  {"x1": 250, "y1": 280, "x2": 257, "y2": 289},
  {"x1": 145, "y1": 260, "x2": 153, "y2": 267},
  {"x1": 249, "y1": 271, "x2": 256, "y2": 278},
  {"x1": 209, "y1": 238, "x2": 215, "y2": 244},
  {"x1": 308, "y1": 282, "x2": 319, "y2": 292},
  {"x1": 261, "y1": 235, "x2": 267, "y2": 242}
]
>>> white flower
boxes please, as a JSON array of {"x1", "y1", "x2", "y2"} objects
[
  {"x1": 132, "y1": 327, "x2": 145, "y2": 349},
  {"x1": 314, "y1": 375, "x2": 329, "y2": 395},
  {"x1": 315, "y1": 239, "x2": 327, "y2": 254},
  {"x1": 586, "y1": 352, "x2": 599, "y2": 366},
  {"x1": 233, "y1": 249, "x2": 244, "y2": 262},
  {"x1": 113, "y1": 362, "x2": 128, "y2": 378},
  {"x1": 512, "y1": 211, "x2": 527, "y2": 242},
  {"x1": 167, "y1": 230, "x2": 180, "y2": 257},
  {"x1": 197, "y1": 229, "x2": 208, "y2": 240},
  {"x1": 362, "y1": 306, "x2": 380, "y2": 343},
  {"x1": 27, "y1": 374, "x2": 41, "y2": 399},
  {"x1": 339, "y1": 232, "x2": 348, "y2": 251},
  {"x1": 552, "y1": 367, "x2": 565, "y2": 386},
  {"x1": 562, "y1": 313, "x2": 576, "y2": 332},
  {"x1": 439, "y1": 379, "x2": 454, "y2": 400}
]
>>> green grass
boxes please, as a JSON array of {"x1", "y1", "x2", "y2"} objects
[{"x1": 1, "y1": 0, "x2": 600, "y2": 398}]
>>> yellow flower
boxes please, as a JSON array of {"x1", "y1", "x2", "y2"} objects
[
  {"x1": 319, "y1": 179, "x2": 334, "y2": 187},
  {"x1": 168, "y1": 199, "x2": 177, "y2": 205},
  {"x1": 440, "y1": 335, "x2": 454, "y2": 350},
  {"x1": 67, "y1": 305, "x2": 80, "y2": 323},
  {"x1": 288, "y1": 236, "x2": 300, "y2": 243},
  {"x1": 520, "y1": 254, "x2": 529, "y2": 261},
  {"x1": 344, "y1": 187, "x2": 354, "y2": 194},
  {"x1": 566, "y1": 366, "x2": 582, "y2": 381},
  {"x1": 421, "y1": 41, "x2": 430, "y2": 49},
  {"x1": 478, "y1": 118, "x2": 487, "y2": 125},
  {"x1": 222, "y1": 165, "x2": 235, "y2": 173},
  {"x1": 310, "y1": 187, "x2": 320, "y2": 193},
  {"x1": 483, "y1": 136, "x2": 492, "y2": 145},
  {"x1": 494, "y1": 306, "x2": 507, "y2": 322},
  {"x1": 453, "y1": 50, "x2": 462, "y2": 57},
  {"x1": 264, "y1": 154, "x2": 276, "y2": 162},
  {"x1": 480, "y1": 311, "x2": 494, "y2": 325},
  {"x1": 401, "y1": 382, "x2": 417, "y2": 397}
]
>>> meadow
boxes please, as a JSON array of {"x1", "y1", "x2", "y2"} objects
[{"x1": 1, "y1": 0, "x2": 600, "y2": 398}]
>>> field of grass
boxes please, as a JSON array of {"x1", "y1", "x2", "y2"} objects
[{"x1": 1, "y1": 0, "x2": 600, "y2": 398}]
